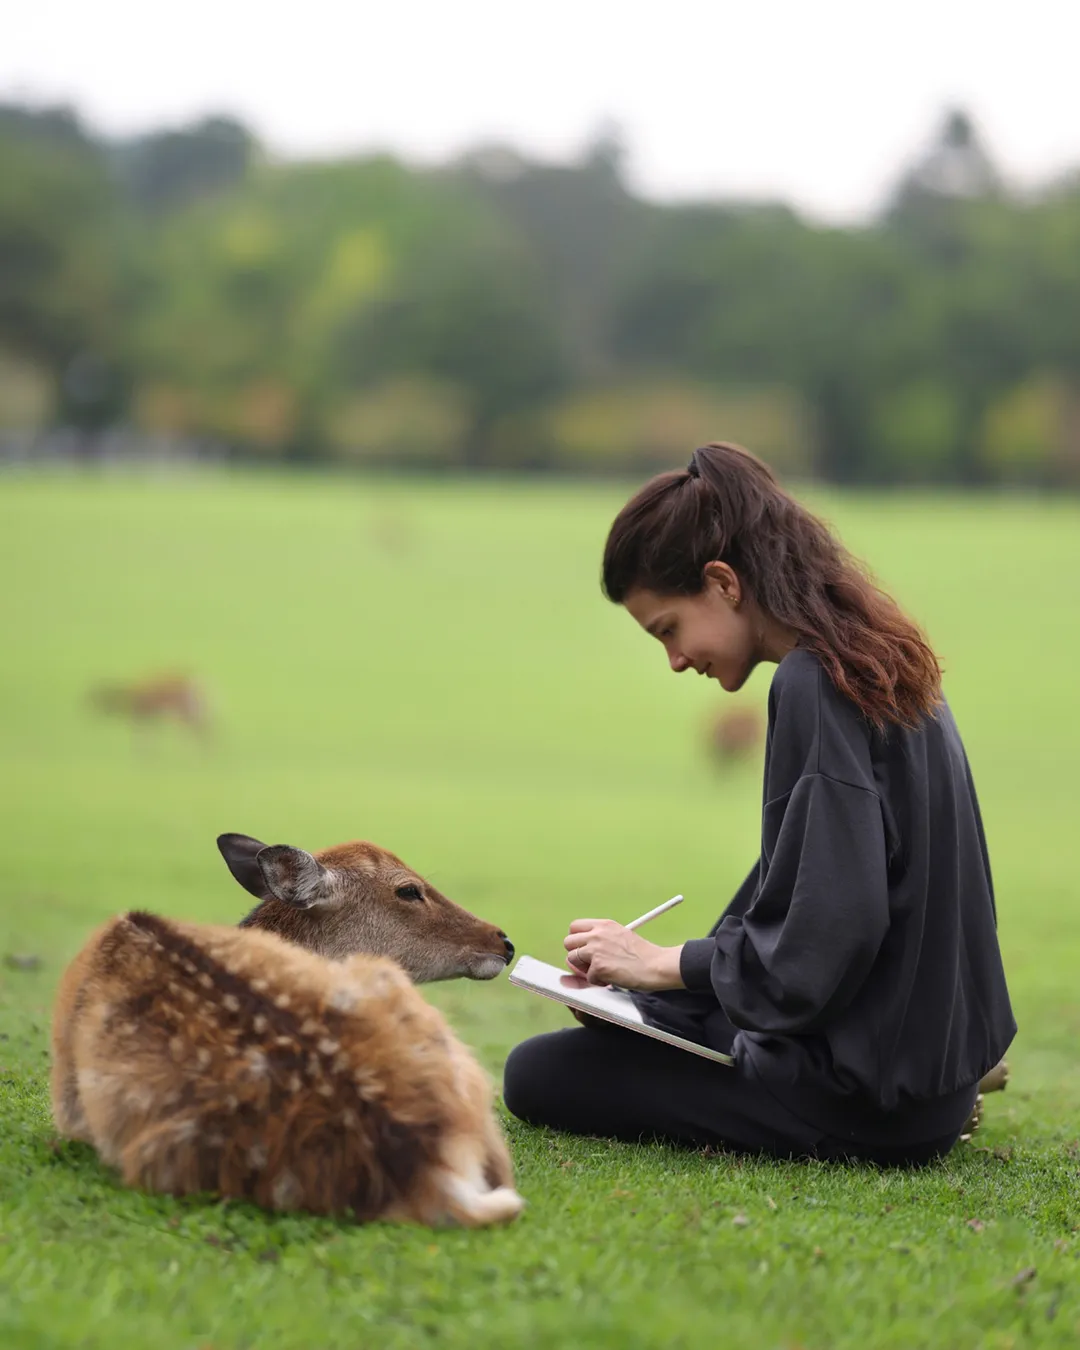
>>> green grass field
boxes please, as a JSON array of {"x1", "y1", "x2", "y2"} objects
[{"x1": 2, "y1": 470, "x2": 1079, "y2": 1350}]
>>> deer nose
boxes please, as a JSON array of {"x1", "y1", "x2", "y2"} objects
[{"x1": 499, "y1": 931, "x2": 515, "y2": 961}]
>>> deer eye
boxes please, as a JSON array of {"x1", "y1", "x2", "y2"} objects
[{"x1": 395, "y1": 883, "x2": 424, "y2": 902}]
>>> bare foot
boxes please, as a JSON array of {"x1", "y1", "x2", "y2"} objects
[{"x1": 979, "y1": 1059, "x2": 1009, "y2": 1094}]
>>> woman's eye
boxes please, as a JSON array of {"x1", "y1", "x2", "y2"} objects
[{"x1": 395, "y1": 883, "x2": 424, "y2": 902}]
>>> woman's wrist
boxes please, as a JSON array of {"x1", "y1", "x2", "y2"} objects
[{"x1": 644, "y1": 943, "x2": 687, "y2": 991}]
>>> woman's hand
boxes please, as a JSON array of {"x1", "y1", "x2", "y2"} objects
[{"x1": 563, "y1": 919, "x2": 686, "y2": 991}]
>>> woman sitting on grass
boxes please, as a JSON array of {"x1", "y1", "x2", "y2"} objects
[{"x1": 504, "y1": 442, "x2": 1015, "y2": 1166}]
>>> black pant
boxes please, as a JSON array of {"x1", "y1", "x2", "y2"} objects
[{"x1": 503, "y1": 1023, "x2": 966, "y2": 1168}]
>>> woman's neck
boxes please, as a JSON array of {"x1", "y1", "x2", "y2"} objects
[{"x1": 756, "y1": 609, "x2": 800, "y2": 666}]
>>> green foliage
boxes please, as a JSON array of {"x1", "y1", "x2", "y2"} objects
[
  {"x1": 872, "y1": 380, "x2": 963, "y2": 481},
  {"x1": 1, "y1": 473, "x2": 1080, "y2": 1347},
  {"x1": 979, "y1": 375, "x2": 1080, "y2": 485},
  {"x1": 0, "y1": 351, "x2": 51, "y2": 430},
  {"x1": 326, "y1": 378, "x2": 472, "y2": 466},
  {"x1": 0, "y1": 106, "x2": 122, "y2": 422},
  {"x1": 3, "y1": 102, "x2": 1080, "y2": 481},
  {"x1": 546, "y1": 379, "x2": 812, "y2": 475},
  {"x1": 110, "y1": 115, "x2": 255, "y2": 215}
]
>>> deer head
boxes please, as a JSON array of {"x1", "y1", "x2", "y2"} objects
[{"x1": 217, "y1": 833, "x2": 514, "y2": 983}]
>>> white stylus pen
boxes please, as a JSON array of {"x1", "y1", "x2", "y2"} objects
[{"x1": 625, "y1": 894, "x2": 684, "y2": 931}]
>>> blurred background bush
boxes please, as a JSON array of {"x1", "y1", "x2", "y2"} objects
[{"x1": 2, "y1": 101, "x2": 1079, "y2": 485}]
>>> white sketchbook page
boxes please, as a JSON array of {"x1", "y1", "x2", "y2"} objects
[
  {"x1": 508, "y1": 955, "x2": 734, "y2": 1067},
  {"x1": 510, "y1": 955, "x2": 648, "y2": 1022}
]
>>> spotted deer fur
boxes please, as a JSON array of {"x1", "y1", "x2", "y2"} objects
[{"x1": 50, "y1": 834, "x2": 523, "y2": 1227}]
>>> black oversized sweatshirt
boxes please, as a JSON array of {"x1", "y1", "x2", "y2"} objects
[{"x1": 667, "y1": 648, "x2": 1015, "y2": 1145}]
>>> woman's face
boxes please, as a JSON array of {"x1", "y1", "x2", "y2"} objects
[{"x1": 623, "y1": 564, "x2": 762, "y2": 693}]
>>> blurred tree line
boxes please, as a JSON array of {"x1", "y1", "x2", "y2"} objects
[{"x1": 1, "y1": 101, "x2": 1079, "y2": 484}]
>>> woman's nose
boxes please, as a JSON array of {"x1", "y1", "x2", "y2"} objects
[{"x1": 669, "y1": 652, "x2": 692, "y2": 673}]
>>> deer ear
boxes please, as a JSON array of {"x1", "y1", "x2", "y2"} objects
[
  {"x1": 255, "y1": 845, "x2": 328, "y2": 909},
  {"x1": 217, "y1": 832, "x2": 272, "y2": 899}
]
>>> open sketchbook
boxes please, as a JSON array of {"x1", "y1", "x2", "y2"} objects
[{"x1": 509, "y1": 955, "x2": 735, "y2": 1067}]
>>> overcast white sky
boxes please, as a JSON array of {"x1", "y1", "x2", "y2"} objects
[{"x1": 3, "y1": 0, "x2": 1077, "y2": 221}]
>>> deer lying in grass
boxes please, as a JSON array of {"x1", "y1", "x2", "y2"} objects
[{"x1": 51, "y1": 832, "x2": 523, "y2": 1227}]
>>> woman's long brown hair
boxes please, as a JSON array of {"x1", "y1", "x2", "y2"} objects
[{"x1": 602, "y1": 442, "x2": 942, "y2": 729}]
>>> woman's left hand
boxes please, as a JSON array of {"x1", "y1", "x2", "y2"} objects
[{"x1": 563, "y1": 919, "x2": 685, "y2": 991}]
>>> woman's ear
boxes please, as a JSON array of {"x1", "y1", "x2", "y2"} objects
[{"x1": 702, "y1": 561, "x2": 741, "y2": 607}]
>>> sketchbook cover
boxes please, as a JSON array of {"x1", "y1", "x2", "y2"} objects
[{"x1": 508, "y1": 955, "x2": 735, "y2": 1067}]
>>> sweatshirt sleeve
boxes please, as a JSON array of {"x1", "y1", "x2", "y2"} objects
[
  {"x1": 680, "y1": 860, "x2": 760, "y2": 991},
  {"x1": 704, "y1": 773, "x2": 890, "y2": 1034}
]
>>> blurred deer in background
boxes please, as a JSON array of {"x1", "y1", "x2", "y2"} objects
[
  {"x1": 88, "y1": 672, "x2": 212, "y2": 744},
  {"x1": 706, "y1": 707, "x2": 763, "y2": 767},
  {"x1": 51, "y1": 832, "x2": 522, "y2": 1227}
]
